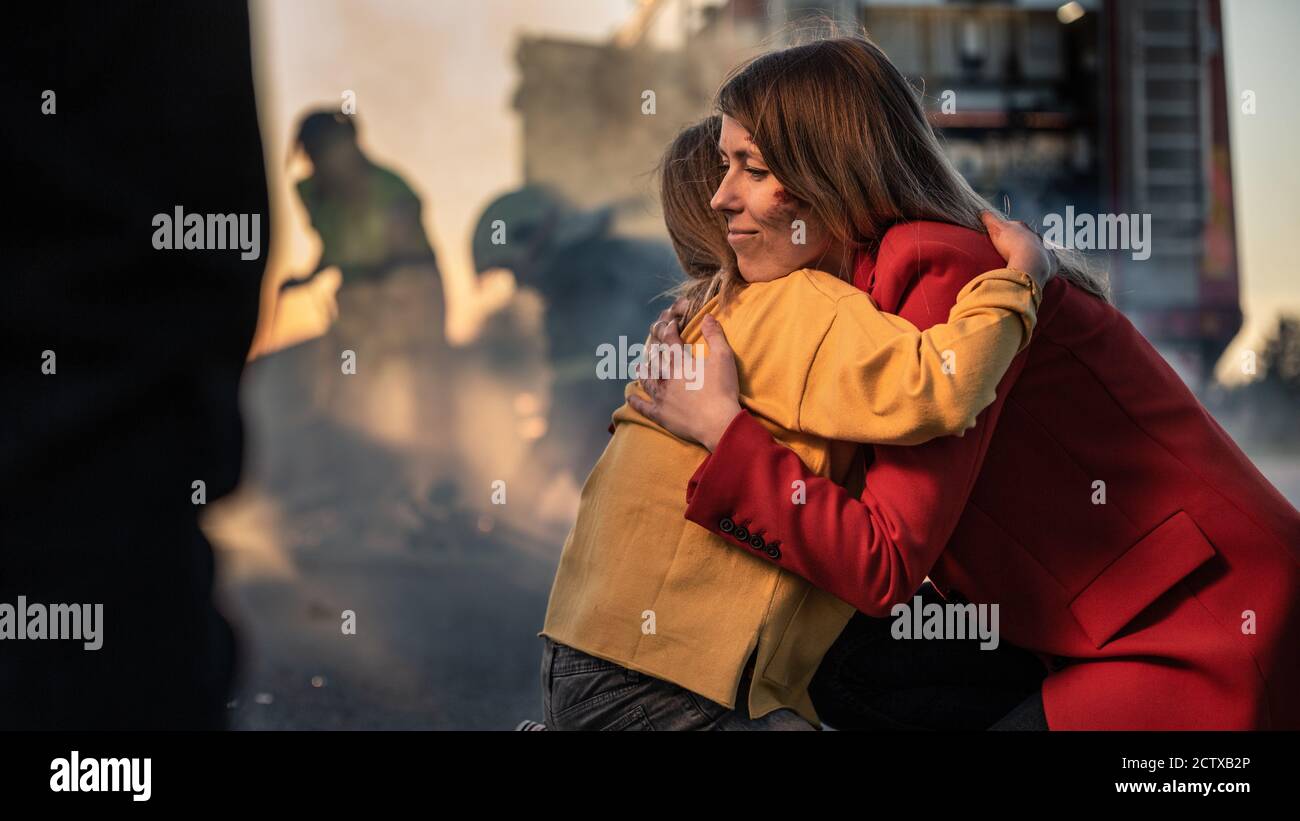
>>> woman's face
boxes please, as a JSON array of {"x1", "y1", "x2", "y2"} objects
[{"x1": 711, "y1": 114, "x2": 838, "y2": 283}]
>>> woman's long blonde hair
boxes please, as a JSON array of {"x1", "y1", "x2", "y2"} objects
[{"x1": 708, "y1": 29, "x2": 1109, "y2": 301}]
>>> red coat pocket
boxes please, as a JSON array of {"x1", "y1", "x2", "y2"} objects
[{"x1": 1068, "y1": 511, "x2": 1216, "y2": 649}]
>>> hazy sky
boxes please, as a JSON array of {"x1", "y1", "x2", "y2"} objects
[
  {"x1": 1220, "y1": 0, "x2": 1300, "y2": 379},
  {"x1": 251, "y1": 0, "x2": 1299, "y2": 370}
]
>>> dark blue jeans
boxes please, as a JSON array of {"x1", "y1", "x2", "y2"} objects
[
  {"x1": 809, "y1": 582, "x2": 1049, "y2": 730},
  {"x1": 540, "y1": 638, "x2": 814, "y2": 731}
]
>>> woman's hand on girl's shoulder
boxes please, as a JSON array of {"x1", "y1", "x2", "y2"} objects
[
  {"x1": 631, "y1": 301, "x2": 742, "y2": 451},
  {"x1": 981, "y1": 211, "x2": 1057, "y2": 289}
]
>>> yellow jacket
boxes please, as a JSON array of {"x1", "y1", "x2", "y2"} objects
[{"x1": 540, "y1": 266, "x2": 1041, "y2": 725}]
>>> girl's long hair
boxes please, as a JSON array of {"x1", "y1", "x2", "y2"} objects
[
  {"x1": 657, "y1": 116, "x2": 744, "y2": 321},
  {"x1": 713, "y1": 28, "x2": 1110, "y2": 301}
]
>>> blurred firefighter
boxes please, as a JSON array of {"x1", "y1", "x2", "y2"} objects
[
  {"x1": 471, "y1": 185, "x2": 675, "y2": 485},
  {"x1": 244, "y1": 109, "x2": 460, "y2": 550}
]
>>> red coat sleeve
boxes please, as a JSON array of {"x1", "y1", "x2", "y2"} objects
[{"x1": 682, "y1": 235, "x2": 1030, "y2": 618}]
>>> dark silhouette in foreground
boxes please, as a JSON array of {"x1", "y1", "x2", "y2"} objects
[{"x1": 2, "y1": 2, "x2": 266, "y2": 729}]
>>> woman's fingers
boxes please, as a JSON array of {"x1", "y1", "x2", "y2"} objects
[
  {"x1": 643, "y1": 309, "x2": 670, "y2": 391},
  {"x1": 642, "y1": 301, "x2": 685, "y2": 391},
  {"x1": 981, "y1": 210, "x2": 1056, "y2": 288},
  {"x1": 628, "y1": 314, "x2": 742, "y2": 450},
  {"x1": 655, "y1": 313, "x2": 685, "y2": 346},
  {"x1": 649, "y1": 298, "x2": 689, "y2": 342},
  {"x1": 980, "y1": 209, "x2": 1006, "y2": 234},
  {"x1": 636, "y1": 361, "x2": 652, "y2": 396},
  {"x1": 640, "y1": 298, "x2": 698, "y2": 396},
  {"x1": 638, "y1": 341, "x2": 674, "y2": 395},
  {"x1": 698, "y1": 315, "x2": 732, "y2": 362},
  {"x1": 626, "y1": 392, "x2": 658, "y2": 424}
]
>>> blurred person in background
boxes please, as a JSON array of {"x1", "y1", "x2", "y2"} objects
[
  {"x1": 243, "y1": 109, "x2": 461, "y2": 552},
  {"x1": 471, "y1": 185, "x2": 675, "y2": 488},
  {"x1": 281, "y1": 110, "x2": 440, "y2": 294}
]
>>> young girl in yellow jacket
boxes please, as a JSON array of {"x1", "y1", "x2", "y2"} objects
[{"x1": 539, "y1": 116, "x2": 1046, "y2": 730}]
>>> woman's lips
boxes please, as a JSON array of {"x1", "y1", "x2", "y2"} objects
[{"x1": 727, "y1": 229, "x2": 759, "y2": 245}]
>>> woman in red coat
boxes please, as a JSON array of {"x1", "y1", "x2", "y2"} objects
[{"x1": 630, "y1": 36, "x2": 1300, "y2": 729}]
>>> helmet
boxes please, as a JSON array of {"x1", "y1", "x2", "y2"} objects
[{"x1": 471, "y1": 185, "x2": 611, "y2": 279}]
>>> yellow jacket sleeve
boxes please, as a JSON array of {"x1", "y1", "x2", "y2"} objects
[{"x1": 797, "y1": 267, "x2": 1041, "y2": 446}]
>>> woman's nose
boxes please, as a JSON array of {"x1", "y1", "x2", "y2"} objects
[{"x1": 711, "y1": 172, "x2": 739, "y2": 213}]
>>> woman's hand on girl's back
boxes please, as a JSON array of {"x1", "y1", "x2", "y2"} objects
[
  {"x1": 629, "y1": 302, "x2": 742, "y2": 451},
  {"x1": 981, "y1": 211, "x2": 1057, "y2": 289}
]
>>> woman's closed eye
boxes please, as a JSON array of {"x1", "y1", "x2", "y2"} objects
[{"x1": 719, "y1": 161, "x2": 769, "y2": 181}]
